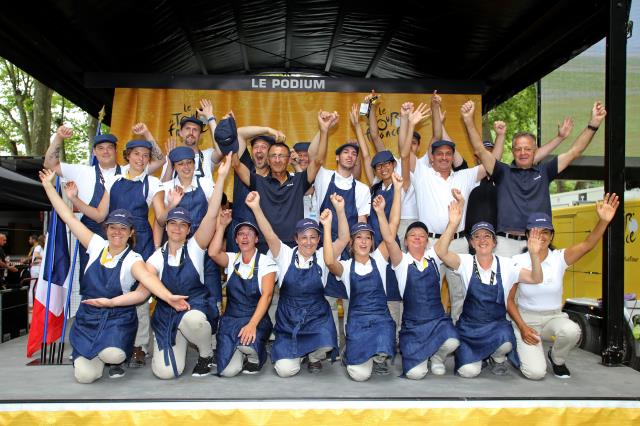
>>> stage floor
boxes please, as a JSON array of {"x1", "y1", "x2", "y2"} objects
[{"x1": 1, "y1": 334, "x2": 639, "y2": 402}]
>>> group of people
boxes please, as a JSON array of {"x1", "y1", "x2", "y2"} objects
[{"x1": 39, "y1": 91, "x2": 617, "y2": 383}]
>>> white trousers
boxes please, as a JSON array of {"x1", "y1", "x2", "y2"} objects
[
  {"x1": 429, "y1": 236, "x2": 468, "y2": 323},
  {"x1": 73, "y1": 347, "x2": 126, "y2": 384},
  {"x1": 274, "y1": 346, "x2": 334, "y2": 378},
  {"x1": 405, "y1": 337, "x2": 460, "y2": 380},
  {"x1": 220, "y1": 346, "x2": 260, "y2": 377},
  {"x1": 457, "y1": 342, "x2": 512, "y2": 378}
]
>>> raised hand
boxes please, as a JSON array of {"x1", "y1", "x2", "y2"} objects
[
  {"x1": 590, "y1": 101, "x2": 607, "y2": 127},
  {"x1": 448, "y1": 188, "x2": 464, "y2": 225},
  {"x1": 319, "y1": 208, "x2": 333, "y2": 227},
  {"x1": 167, "y1": 187, "x2": 184, "y2": 208},
  {"x1": 198, "y1": 99, "x2": 214, "y2": 117},
  {"x1": 391, "y1": 172, "x2": 403, "y2": 189},
  {"x1": 400, "y1": 102, "x2": 413, "y2": 119},
  {"x1": 268, "y1": 128, "x2": 286, "y2": 143},
  {"x1": 318, "y1": 110, "x2": 333, "y2": 132},
  {"x1": 289, "y1": 150, "x2": 300, "y2": 167},
  {"x1": 451, "y1": 188, "x2": 465, "y2": 207},
  {"x1": 167, "y1": 294, "x2": 190, "y2": 312},
  {"x1": 217, "y1": 152, "x2": 233, "y2": 177},
  {"x1": 494, "y1": 120, "x2": 507, "y2": 136},
  {"x1": 527, "y1": 228, "x2": 544, "y2": 256},
  {"x1": 349, "y1": 104, "x2": 360, "y2": 127},
  {"x1": 218, "y1": 209, "x2": 233, "y2": 227},
  {"x1": 329, "y1": 111, "x2": 340, "y2": 128},
  {"x1": 56, "y1": 126, "x2": 73, "y2": 139},
  {"x1": 372, "y1": 194, "x2": 386, "y2": 213},
  {"x1": 409, "y1": 103, "x2": 431, "y2": 126},
  {"x1": 364, "y1": 90, "x2": 378, "y2": 103},
  {"x1": 431, "y1": 90, "x2": 442, "y2": 106},
  {"x1": 64, "y1": 181, "x2": 79, "y2": 200},
  {"x1": 557, "y1": 117, "x2": 574, "y2": 138},
  {"x1": 132, "y1": 122, "x2": 149, "y2": 136},
  {"x1": 245, "y1": 191, "x2": 261, "y2": 210},
  {"x1": 460, "y1": 100, "x2": 475, "y2": 120},
  {"x1": 329, "y1": 193, "x2": 345, "y2": 211},
  {"x1": 596, "y1": 193, "x2": 619, "y2": 223},
  {"x1": 39, "y1": 169, "x2": 57, "y2": 187},
  {"x1": 238, "y1": 322, "x2": 257, "y2": 345}
]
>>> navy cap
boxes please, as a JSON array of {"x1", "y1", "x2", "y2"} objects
[
  {"x1": 180, "y1": 116, "x2": 205, "y2": 130},
  {"x1": 350, "y1": 222, "x2": 374, "y2": 236},
  {"x1": 214, "y1": 115, "x2": 239, "y2": 155},
  {"x1": 105, "y1": 209, "x2": 133, "y2": 228},
  {"x1": 295, "y1": 218, "x2": 321, "y2": 235},
  {"x1": 250, "y1": 135, "x2": 276, "y2": 146},
  {"x1": 93, "y1": 134, "x2": 117, "y2": 147},
  {"x1": 371, "y1": 150, "x2": 395, "y2": 168},
  {"x1": 412, "y1": 131, "x2": 421, "y2": 142},
  {"x1": 166, "y1": 207, "x2": 192, "y2": 224},
  {"x1": 335, "y1": 142, "x2": 360, "y2": 156},
  {"x1": 293, "y1": 142, "x2": 310, "y2": 152},
  {"x1": 168, "y1": 146, "x2": 195, "y2": 164},
  {"x1": 470, "y1": 221, "x2": 496, "y2": 236},
  {"x1": 404, "y1": 221, "x2": 429, "y2": 239},
  {"x1": 233, "y1": 221, "x2": 259, "y2": 238},
  {"x1": 526, "y1": 213, "x2": 554, "y2": 231},
  {"x1": 483, "y1": 140, "x2": 495, "y2": 149},
  {"x1": 431, "y1": 140, "x2": 456, "y2": 153},
  {"x1": 125, "y1": 140, "x2": 152, "y2": 150}
]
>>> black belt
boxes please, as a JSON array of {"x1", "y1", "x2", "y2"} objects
[
  {"x1": 428, "y1": 231, "x2": 465, "y2": 240},
  {"x1": 497, "y1": 232, "x2": 527, "y2": 241}
]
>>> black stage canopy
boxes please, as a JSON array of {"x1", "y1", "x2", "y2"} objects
[{"x1": 0, "y1": 0, "x2": 609, "y2": 121}]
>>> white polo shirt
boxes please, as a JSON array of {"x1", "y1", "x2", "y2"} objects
[
  {"x1": 314, "y1": 166, "x2": 371, "y2": 219},
  {"x1": 270, "y1": 242, "x2": 329, "y2": 288},
  {"x1": 86, "y1": 234, "x2": 143, "y2": 293},
  {"x1": 392, "y1": 248, "x2": 442, "y2": 298},
  {"x1": 163, "y1": 175, "x2": 214, "y2": 205},
  {"x1": 393, "y1": 156, "x2": 418, "y2": 220},
  {"x1": 334, "y1": 248, "x2": 388, "y2": 298},
  {"x1": 104, "y1": 167, "x2": 164, "y2": 206},
  {"x1": 513, "y1": 249, "x2": 568, "y2": 311},
  {"x1": 60, "y1": 162, "x2": 121, "y2": 207},
  {"x1": 224, "y1": 250, "x2": 278, "y2": 294},
  {"x1": 147, "y1": 238, "x2": 206, "y2": 284},
  {"x1": 455, "y1": 254, "x2": 522, "y2": 307},
  {"x1": 411, "y1": 155, "x2": 479, "y2": 234}
]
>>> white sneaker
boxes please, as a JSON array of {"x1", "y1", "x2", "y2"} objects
[{"x1": 430, "y1": 362, "x2": 446, "y2": 376}]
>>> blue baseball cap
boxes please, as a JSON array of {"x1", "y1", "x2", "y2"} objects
[
  {"x1": 180, "y1": 115, "x2": 205, "y2": 130},
  {"x1": 233, "y1": 221, "x2": 259, "y2": 238},
  {"x1": 526, "y1": 213, "x2": 554, "y2": 231},
  {"x1": 293, "y1": 142, "x2": 310, "y2": 152},
  {"x1": 483, "y1": 140, "x2": 495, "y2": 149},
  {"x1": 214, "y1": 115, "x2": 239, "y2": 155},
  {"x1": 470, "y1": 221, "x2": 496, "y2": 236},
  {"x1": 350, "y1": 222, "x2": 374, "y2": 236},
  {"x1": 166, "y1": 207, "x2": 192, "y2": 224},
  {"x1": 105, "y1": 209, "x2": 133, "y2": 228},
  {"x1": 412, "y1": 131, "x2": 421, "y2": 142},
  {"x1": 335, "y1": 142, "x2": 360, "y2": 156},
  {"x1": 93, "y1": 134, "x2": 117, "y2": 147},
  {"x1": 371, "y1": 150, "x2": 395, "y2": 168},
  {"x1": 404, "y1": 221, "x2": 429, "y2": 239},
  {"x1": 431, "y1": 140, "x2": 456, "y2": 153},
  {"x1": 168, "y1": 146, "x2": 195, "y2": 164},
  {"x1": 125, "y1": 140, "x2": 152, "y2": 150},
  {"x1": 295, "y1": 218, "x2": 321, "y2": 235}
]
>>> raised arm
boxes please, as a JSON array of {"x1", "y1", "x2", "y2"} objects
[
  {"x1": 564, "y1": 193, "x2": 619, "y2": 266},
  {"x1": 208, "y1": 208, "x2": 231, "y2": 268},
  {"x1": 557, "y1": 102, "x2": 606, "y2": 173},
  {"x1": 197, "y1": 99, "x2": 223, "y2": 165},
  {"x1": 329, "y1": 193, "x2": 350, "y2": 256},
  {"x1": 430, "y1": 91, "x2": 443, "y2": 143},
  {"x1": 39, "y1": 169, "x2": 94, "y2": 248},
  {"x1": 433, "y1": 189, "x2": 464, "y2": 270},
  {"x1": 375, "y1": 178, "x2": 403, "y2": 267},
  {"x1": 534, "y1": 118, "x2": 573, "y2": 164},
  {"x1": 231, "y1": 152, "x2": 251, "y2": 187},
  {"x1": 350, "y1": 104, "x2": 375, "y2": 184},
  {"x1": 44, "y1": 126, "x2": 73, "y2": 175},
  {"x1": 194, "y1": 153, "x2": 232, "y2": 249},
  {"x1": 365, "y1": 91, "x2": 386, "y2": 152},
  {"x1": 160, "y1": 137, "x2": 178, "y2": 182},
  {"x1": 461, "y1": 100, "x2": 494, "y2": 176},
  {"x1": 399, "y1": 102, "x2": 413, "y2": 187},
  {"x1": 238, "y1": 272, "x2": 275, "y2": 345},
  {"x1": 308, "y1": 110, "x2": 337, "y2": 183},
  {"x1": 516, "y1": 228, "x2": 544, "y2": 284},
  {"x1": 492, "y1": 121, "x2": 507, "y2": 161},
  {"x1": 506, "y1": 284, "x2": 541, "y2": 345},
  {"x1": 246, "y1": 191, "x2": 281, "y2": 257},
  {"x1": 64, "y1": 181, "x2": 109, "y2": 223},
  {"x1": 132, "y1": 123, "x2": 166, "y2": 174},
  {"x1": 321, "y1": 209, "x2": 344, "y2": 277}
]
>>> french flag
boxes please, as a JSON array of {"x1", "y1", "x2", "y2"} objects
[{"x1": 26, "y1": 207, "x2": 70, "y2": 358}]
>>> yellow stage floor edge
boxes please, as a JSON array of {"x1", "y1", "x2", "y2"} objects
[{"x1": 1, "y1": 400, "x2": 640, "y2": 425}]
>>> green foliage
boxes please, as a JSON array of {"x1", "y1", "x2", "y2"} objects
[{"x1": 51, "y1": 93, "x2": 91, "y2": 164}]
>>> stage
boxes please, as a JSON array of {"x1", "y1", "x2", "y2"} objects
[{"x1": 1, "y1": 334, "x2": 639, "y2": 424}]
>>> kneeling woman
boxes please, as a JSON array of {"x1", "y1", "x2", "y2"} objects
[
  {"x1": 507, "y1": 194, "x2": 619, "y2": 380},
  {"x1": 145, "y1": 153, "x2": 231, "y2": 379},
  {"x1": 39, "y1": 170, "x2": 189, "y2": 384},
  {"x1": 209, "y1": 213, "x2": 278, "y2": 376},
  {"x1": 434, "y1": 190, "x2": 544, "y2": 378},
  {"x1": 247, "y1": 191, "x2": 349, "y2": 377},
  {"x1": 324, "y1": 174, "x2": 402, "y2": 381}
]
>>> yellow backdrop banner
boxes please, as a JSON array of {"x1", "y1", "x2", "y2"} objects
[{"x1": 111, "y1": 88, "x2": 482, "y2": 183}]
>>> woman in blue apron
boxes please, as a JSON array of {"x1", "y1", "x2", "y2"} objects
[
  {"x1": 209, "y1": 213, "x2": 278, "y2": 377},
  {"x1": 245, "y1": 191, "x2": 350, "y2": 377},
  {"x1": 145, "y1": 153, "x2": 231, "y2": 379},
  {"x1": 39, "y1": 169, "x2": 189, "y2": 384},
  {"x1": 323, "y1": 174, "x2": 402, "y2": 381},
  {"x1": 433, "y1": 190, "x2": 544, "y2": 378}
]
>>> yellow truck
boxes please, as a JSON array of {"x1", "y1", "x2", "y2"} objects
[{"x1": 553, "y1": 189, "x2": 640, "y2": 369}]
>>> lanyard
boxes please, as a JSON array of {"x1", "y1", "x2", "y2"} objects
[
  {"x1": 473, "y1": 256, "x2": 495, "y2": 286},
  {"x1": 233, "y1": 252, "x2": 256, "y2": 279}
]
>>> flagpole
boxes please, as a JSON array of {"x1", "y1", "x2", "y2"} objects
[{"x1": 40, "y1": 177, "x2": 61, "y2": 363}]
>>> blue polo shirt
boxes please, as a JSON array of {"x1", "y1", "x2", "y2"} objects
[
  {"x1": 493, "y1": 157, "x2": 558, "y2": 233},
  {"x1": 250, "y1": 170, "x2": 312, "y2": 247}
]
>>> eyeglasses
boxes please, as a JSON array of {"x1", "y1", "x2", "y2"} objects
[
  {"x1": 269, "y1": 154, "x2": 290, "y2": 160},
  {"x1": 374, "y1": 161, "x2": 394, "y2": 170},
  {"x1": 512, "y1": 147, "x2": 535, "y2": 153}
]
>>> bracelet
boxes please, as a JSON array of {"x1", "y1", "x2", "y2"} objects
[
  {"x1": 207, "y1": 116, "x2": 216, "y2": 123},
  {"x1": 587, "y1": 124, "x2": 599, "y2": 131}
]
